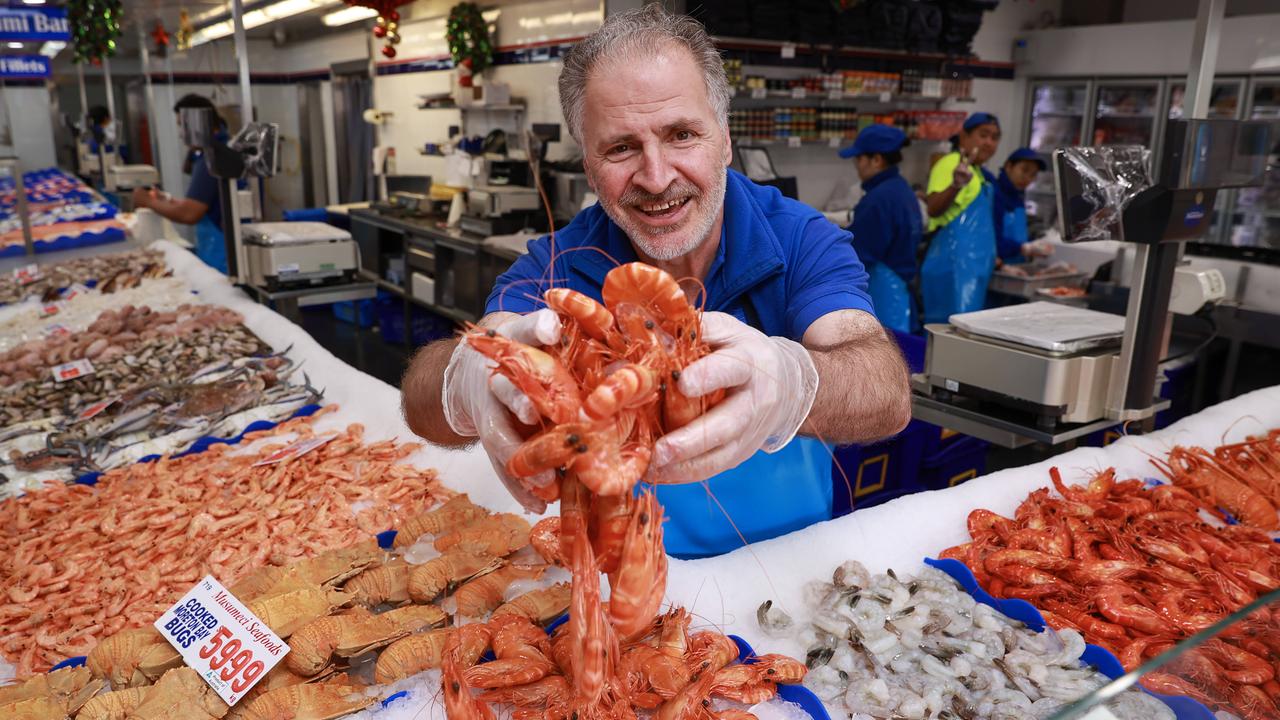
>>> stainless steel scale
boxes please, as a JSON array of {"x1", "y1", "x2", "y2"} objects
[
  {"x1": 241, "y1": 222, "x2": 358, "y2": 290},
  {"x1": 912, "y1": 118, "x2": 1272, "y2": 447}
]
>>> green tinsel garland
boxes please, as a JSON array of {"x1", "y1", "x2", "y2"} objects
[
  {"x1": 67, "y1": 0, "x2": 123, "y2": 64},
  {"x1": 446, "y1": 2, "x2": 493, "y2": 74}
]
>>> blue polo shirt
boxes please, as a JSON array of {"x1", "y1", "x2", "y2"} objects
[
  {"x1": 485, "y1": 170, "x2": 875, "y2": 557},
  {"x1": 848, "y1": 165, "x2": 922, "y2": 283}
]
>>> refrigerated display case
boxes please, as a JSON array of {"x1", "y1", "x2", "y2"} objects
[
  {"x1": 1025, "y1": 81, "x2": 1089, "y2": 230},
  {"x1": 1218, "y1": 79, "x2": 1280, "y2": 262},
  {"x1": 1165, "y1": 79, "x2": 1245, "y2": 243},
  {"x1": 1091, "y1": 80, "x2": 1164, "y2": 147},
  {"x1": 1166, "y1": 78, "x2": 1244, "y2": 120}
]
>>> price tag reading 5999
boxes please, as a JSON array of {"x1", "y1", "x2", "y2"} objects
[{"x1": 153, "y1": 575, "x2": 288, "y2": 706}]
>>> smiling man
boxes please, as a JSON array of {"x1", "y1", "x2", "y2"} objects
[{"x1": 402, "y1": 5, "x2": 911, "y2": 556}]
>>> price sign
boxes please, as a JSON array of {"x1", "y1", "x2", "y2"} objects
[
  {"x1": 780, "y1": 43, "x2": 796, "y2": 59},
  {"x1": 829, "y1": 136, "x2": 843, "y2": 148},
  {"x1": 252, "y1": 433, "x2": 338, "y2": 467},
  {"x1": 39, "y1": 301, "x2": 62, "y2": 317},
  {"x1": 51, "y1": 358, "x2": 93, "y2": 381},
  {"x1": 790, "y1": 87, "x2": 806, "y2": 100},
  {"x1": 13, "y1": 264, "x2": 39, "y2": 285},
  {"x1": 787, "y1": 136, "x2": 803, "y2": 148},
  {"x1": 828, "y1": 90, "x2": 844, "y2": 101},
  {"x1": 879, "y1": 91, "x2": 892, "y2": 103},
  {"x1": 154, "y1": 576, "x2": 288, "y2": 706},
  {"x1": 43, "y1": 323, "x2": 71, "y2": 339},
  {"x1": 77, "y1": 396, "x2": 119, "y2": 422},
  {"x1": 61, "y1": 283, "x2": 90, "y2": 300},
  {"x1": 750, "y1": 87, "x2": 767, "y2": 100}
]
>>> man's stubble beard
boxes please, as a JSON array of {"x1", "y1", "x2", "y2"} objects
[{"x1": 596, "y1": 166, "x2": 729, "y2": 262}]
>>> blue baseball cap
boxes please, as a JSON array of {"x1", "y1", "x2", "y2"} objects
[
  {"x1": 838, "y1": 124, "x2": 908, "y2": 159},
  {"x1": 963, "y1": 112, "x2": 1000, "y2": 131},
  {"x1": 1006, "y1": 147, "x2": 1047, "y2": 170}
]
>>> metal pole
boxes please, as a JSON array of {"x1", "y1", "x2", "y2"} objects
[
  {"x1": 76, "y1": 63, "x2": 89, "y2": 133},
  {"x1": 136, "y1": 22, "x2": 161, "y2": 171},
  {"x1": 1184, "y1": 0, "x2": 1226, "y2": 121},
  {"x1": 101, "y1": 56, "x2": 118, "y2": 129},
  {"x1": 12, "y1": 161, "x2": 34, "y2": 256},
  {"x1": 231, "y1": 0, "x2": 253, "y2": 125}
]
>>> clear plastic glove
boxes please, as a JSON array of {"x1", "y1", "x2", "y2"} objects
[
  {"x1": 442, "y1": 309, "x2": 561, "y2": 512},
  {"x1": 1022, "y1": 239, "x2": 1055, "y2": 258},
  {"x1": 647, "y1": 312, "x2": 819, "y2": 485}
]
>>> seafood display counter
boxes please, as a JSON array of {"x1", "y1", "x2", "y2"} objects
[
  {"x1": 0, "y1": 168, "x2": 128, "y2": 258},
  {"x1": 3, "y1": 240, "x2": 1280, "y2": 720}
]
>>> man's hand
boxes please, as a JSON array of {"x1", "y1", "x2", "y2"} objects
[
  {"x1": 441, "y1": 309, "x2": 563, "y2": 512},
  {"x1": 647, "y1": 312, "x2": 818, "y2": 485}
]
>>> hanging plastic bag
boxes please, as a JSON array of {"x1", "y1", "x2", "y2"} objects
[
  {"x1": 194, "y1": 216, "x2": 228, "y2": 274},
  {"x1": 920, "y1": 183, "x2": 996, "y2": 324},
  {"x1": 867, "y1": 262, "x2": 913, "y2": 333}
]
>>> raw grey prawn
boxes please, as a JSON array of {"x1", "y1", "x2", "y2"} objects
[{"x1": 759, "y1": 561, "x2": 1174, "y2": 720}]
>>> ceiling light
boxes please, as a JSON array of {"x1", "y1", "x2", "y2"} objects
[
  {"x1": 322, "y1": 5, "x2": 378, "y2": 26},
  {"x1": 21, "y1": 0, "x2": 46, "y2": 5},
  {"x1": 189, "y1": 20, "x2": 234, "y2": 47},
  {"x1": 261, "y1": 0, "x2": 324, "y2": 20},
  {"x1": 7, "y1": 42, "x2": 23, "y2": 49},
  {"x1": 38, "y1": 41, "x2": 64, "y2": 58}
]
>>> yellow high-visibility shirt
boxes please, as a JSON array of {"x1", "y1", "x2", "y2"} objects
[{"x1": 927, "y1": 151, "x2": 986, "y2": 233}]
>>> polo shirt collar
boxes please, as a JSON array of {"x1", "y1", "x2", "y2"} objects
[
  {"x1": 860, "y1": 165, "x2": 901, "y2": 193},
  {"x1": 568, "y1": 170, "x2": 785, "y2": 311}
]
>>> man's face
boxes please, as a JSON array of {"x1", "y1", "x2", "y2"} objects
[
  {"x1": 1006, "y1": 159, "x2": 1041, "y2": 190},
  {"x1": 579, "y1": 43, "x2": 731, "y2": 261},
  {"x1": 962, "y1": 123, "x2": 1001, "y2": 166}
]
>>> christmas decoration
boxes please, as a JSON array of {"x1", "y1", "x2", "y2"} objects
[
  {"x1": 344, "y1": 0, "x2": 412, "y2": 60},
  {"x1": 446, "y1": 2, "x2": 492, "y2": 85},
  {"x1": 176, "y1": 10, "x2": 194, "y2": 51},
  {"x1": 67, "y1": 0, "x2": 123, "y2": 65},
  {"x1": 151, "y1": 21, "x2": 170, "y2": 59}
]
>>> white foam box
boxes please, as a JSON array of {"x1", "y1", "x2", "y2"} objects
[{"x1": 411, "y1": 272, "x2": 435, "y2": 304}]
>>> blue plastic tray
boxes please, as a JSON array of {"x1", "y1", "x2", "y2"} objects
[
  {"x1": 74, "y1": 403, "x2": 324, "y2": 486},
  {"x1": 925, "y1": 557, "x2": 1213, "y2": 720}
]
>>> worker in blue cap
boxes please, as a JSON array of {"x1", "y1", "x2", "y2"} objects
[
  {"x1": 993, "y1": 147, "x2": 1054, "y2": 264},
  {"x1": 919, "y1": 112, "x2": 1001, "y2": 322},
  {"x1": 839, "y1": 124, "x2": 922, "y2": 332}
]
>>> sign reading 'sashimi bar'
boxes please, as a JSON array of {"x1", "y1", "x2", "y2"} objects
[
  {"x1": 0, "y1": 56, "x2": 51, "y2": 80},
  {"x1": 0, "y1": 7, "x2": 70, "y2": 41}
]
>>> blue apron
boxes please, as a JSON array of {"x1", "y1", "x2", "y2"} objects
[
  {"x1": 194, "y1": 216, "x2": 229, "y2": 274},
  {"x1": 1002, "y1": 205, "x2": 1029, "y2": 250},
  {"x1": 643, "y1": 436, "x2": 833, "y2": 559},
  {"x1": 920, "y1": 183, "x2": 997, "y2": 324},
  {"x1": 867, "y1": 262, "x2": 913, "y2": 334}
]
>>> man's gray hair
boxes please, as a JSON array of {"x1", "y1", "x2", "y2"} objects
[{"x1": 558, "y1": 4, "x2": 730, "y2": 143}]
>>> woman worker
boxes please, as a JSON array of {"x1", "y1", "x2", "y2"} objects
[
  {"x1": 839, "y1": 124, "x2": 922, "y2": 332},
  {"x1": 919, "y1": 112, "x2": 1001, "y2": 322},
  {"x1": 993, "y1": 147, "x2": 1053, "y2": 265}
]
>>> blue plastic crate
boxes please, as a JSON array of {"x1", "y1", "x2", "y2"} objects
[
  {"x1": 918, "y1": 435, "x2": 988, "y2": 490},
  {"x1": 832, "y1": 425, "x2": 927, "y2": 515},
  {"x1": 282, "y1": 207, "x2": 329, "y2": 222},
  {"x1": 333, "y1": 299, "x2": 376, "y2": 328},
  {"x1": 376, "y1": 293, "x2": 456, "y2": 346}
]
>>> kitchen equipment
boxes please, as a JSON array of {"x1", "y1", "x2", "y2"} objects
[
  {"x1": 242, "y1": 221, "x2": 359, "y2": 290},
  {"x1": 467, "y1": 185, "x2": 540, "y2": 217},
  {"x1": 552, "y1": 170, "x2": 591, "y2": 220}
]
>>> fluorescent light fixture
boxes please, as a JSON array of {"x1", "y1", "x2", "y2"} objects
[
  {"x1": 189, "y1": 0, "x2": 326, "y2": 45},
  {"x1": 322, "y1": 5, "x2": 378, "y2": 26},
  {"x1": 21, "y1": 0, "x2": 46, "y2": 5},
  {"x1": 38, "y1": 40, "x2": 65, "y2": 58},
  {"x1": 6, "y1": 42, "x2": 23, "y2": 49}
]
